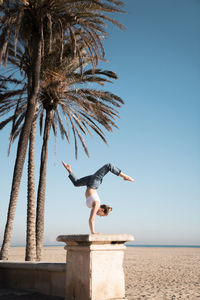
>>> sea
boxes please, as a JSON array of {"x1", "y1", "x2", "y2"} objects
[
  {"x1": 126, "y1": 244, "x2": 200, "y2": 248},
  {"x1": 10, "y1": 244, "x2": 200, "y2": 248}
]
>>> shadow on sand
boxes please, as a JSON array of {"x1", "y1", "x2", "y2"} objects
[{"x1": 0, "y1": 289, "x2": 64, "y2": 300}]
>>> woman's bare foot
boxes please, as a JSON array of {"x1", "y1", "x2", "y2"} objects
[
  {"x1": 62, "y1": 161, "x2": 72, "y2": 173},
  {"x1": 123, "y1": 175, "x2": 135, "y2": 182},
  {"x1": 120, "y1": 172, "x2": 135, "y2": 182}
]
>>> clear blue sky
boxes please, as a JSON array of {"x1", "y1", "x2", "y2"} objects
[{"x1": 0, "y1": 0, "x2": 199, "y2": 246}]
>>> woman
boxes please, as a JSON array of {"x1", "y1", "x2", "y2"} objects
[{"x1": 62, "y1": 162, "x2": 135, "y2": 234}]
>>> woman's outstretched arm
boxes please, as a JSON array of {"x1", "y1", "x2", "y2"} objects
[{"x1": 89, "y1": 202, "x2": 100, "y2": 234}]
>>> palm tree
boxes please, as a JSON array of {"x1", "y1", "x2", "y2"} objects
[
  {"x1": 0, "y1": 51, "x2": 124, "y2": 261},
  {"x1": 0, "y1": 34, "x2": 121, "y2": 261},
  {"x1": 25, "y1": 104, "x2": 38, "y2": 261},
  {"x1": 0, "y1": 72, "x2": 37, "y2": 261},
  {"x1": 0, "y1": 0, "x2": 124, "y2": 260},
  {"x1": 0, "y1": 2, "x2": 42, "y2": 260},
  {"x1": 35, "y1": 53, "x2": 124, "y2": 260}
]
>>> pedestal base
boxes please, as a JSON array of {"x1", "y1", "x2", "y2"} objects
[{"x1": 57, "y1": 234, "x2": 134, "y2": 300}]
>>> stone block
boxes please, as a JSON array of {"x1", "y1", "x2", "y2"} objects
[{"x1": 57, "y1": 234, "x2": 134, "y2": 300}]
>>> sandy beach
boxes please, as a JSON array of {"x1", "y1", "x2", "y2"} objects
[{"x1": 3, "y1": 246, "x2": 199, "y2": 299}]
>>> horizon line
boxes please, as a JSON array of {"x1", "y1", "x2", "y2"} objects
[{"x1": 6, "y1": 244, "x2": 200, "y2": 248}]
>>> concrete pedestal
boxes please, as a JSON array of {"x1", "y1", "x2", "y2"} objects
[{"x1": 56, "y1": 234, "x2": 134, "y2": 300}]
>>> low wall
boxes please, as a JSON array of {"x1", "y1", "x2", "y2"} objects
[
  {"x1": 0, "y1": 261, "x2": 66, "y2": 298},
  {"x1": 0, "y1": 234, "x2": 134, "y2": 300}
]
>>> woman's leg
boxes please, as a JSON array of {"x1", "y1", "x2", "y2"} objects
[
  {"x1": 68, "y1": 173, "x2": 92, "y2": 187},
  {"x1": 88, "y1": 163, "x2": 121, "y2": 188},
  {"x1": 94, "y1": 163, "x2": 134, "y2": 182},
  {"x1": 62, "y1": 161, "x2": 91, "y2": 187},
  {"x1": 93, "y1": 163, "x2": 121, "y2": 178}
]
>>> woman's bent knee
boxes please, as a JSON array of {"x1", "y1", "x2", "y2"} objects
[{"x1": 106, "y1": 163, "x2": 113, "y2": 170}]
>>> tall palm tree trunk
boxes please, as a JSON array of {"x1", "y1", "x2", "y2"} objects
[
  {"x1": 25, "y1": 105, "x2": 38, "y2": 261},
  {"x1": 0, "y1": 36, "x2": 41, "y2": 260},
  {"x1": 36, "y1": 109, "x2": 53, "y2": 261}
]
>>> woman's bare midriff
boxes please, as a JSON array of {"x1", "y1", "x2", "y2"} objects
[{"x1": 85, "y1": 187, "x2": 97, "y2": 198}]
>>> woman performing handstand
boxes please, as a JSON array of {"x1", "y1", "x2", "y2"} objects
[{"x1": 62, "y1": 162, "x2": 135, "y2": 234}]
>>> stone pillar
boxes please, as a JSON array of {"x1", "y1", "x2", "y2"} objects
[{"x1": 56, "y1": 234, "x2": 134, "y2": 300}]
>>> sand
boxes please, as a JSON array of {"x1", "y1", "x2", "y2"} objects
[{"x1": 3, "y1": 246, "x2": 200, "y2": 299}]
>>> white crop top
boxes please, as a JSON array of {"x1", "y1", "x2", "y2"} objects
[{"x1": 86, "y1": 193, "x2": 101, "y2": 208}]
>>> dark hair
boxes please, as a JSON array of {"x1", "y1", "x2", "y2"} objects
[{"x1": 100, "y1": 204, "x2": 112, "y2": 216}]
